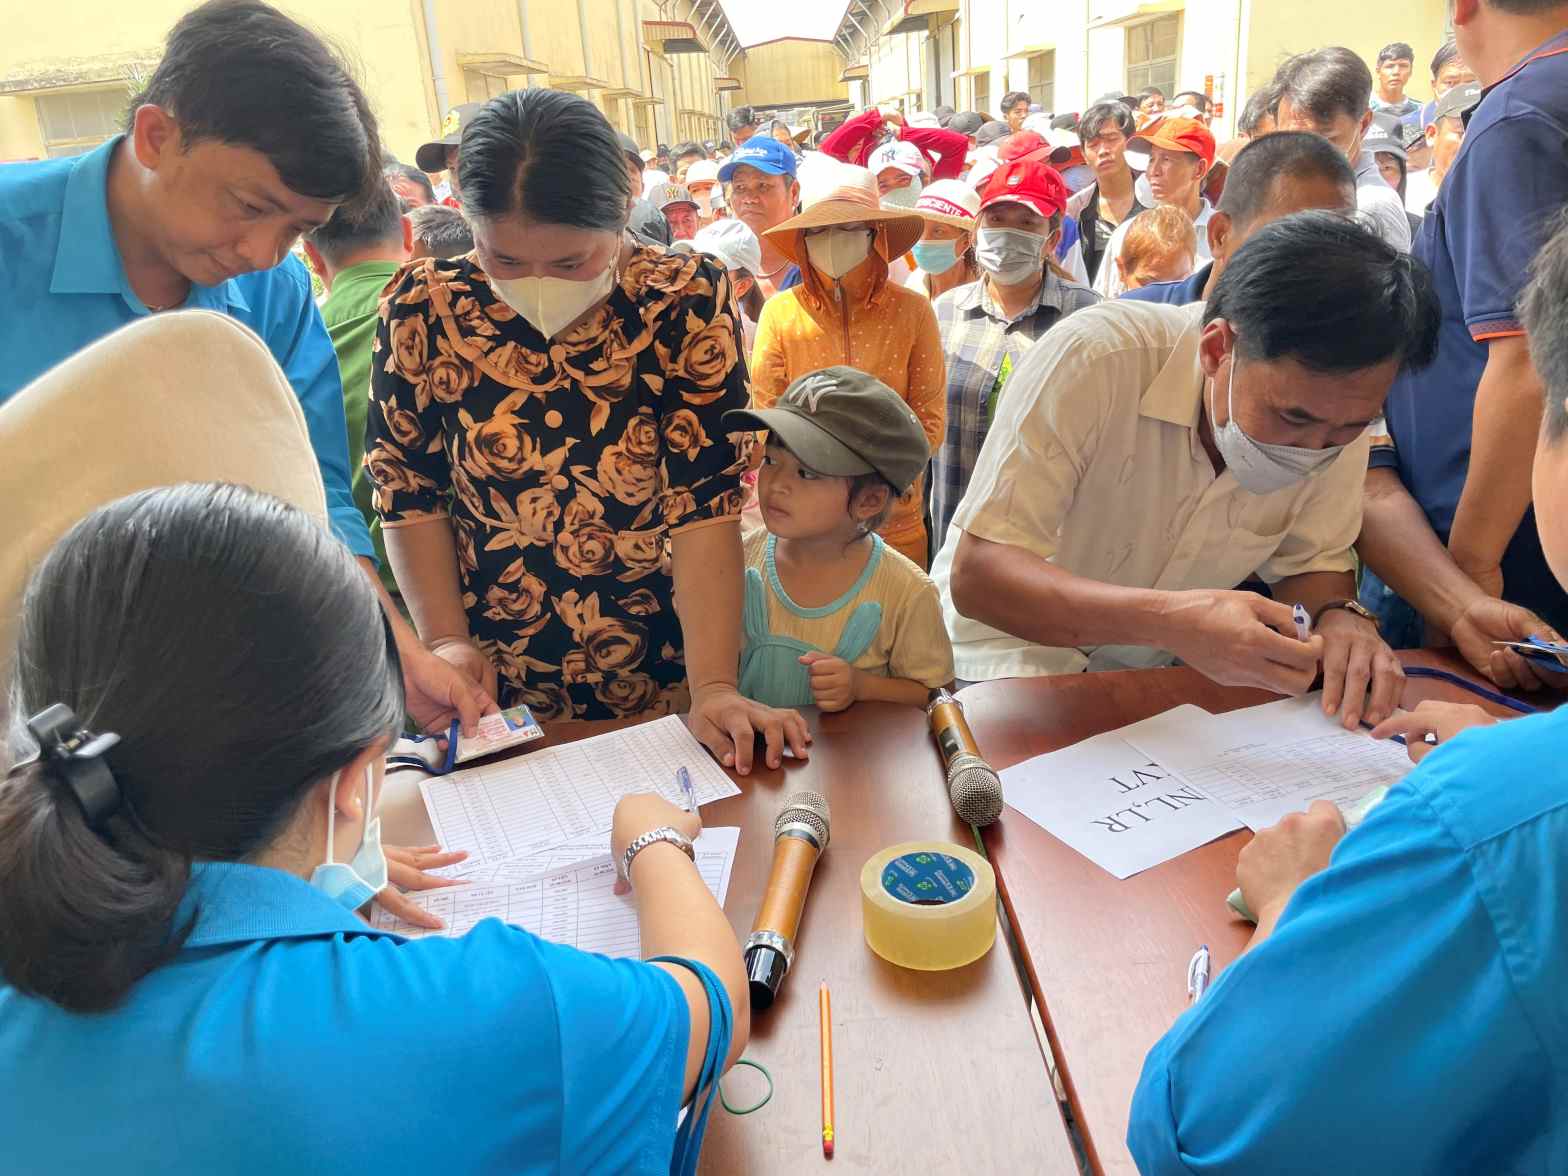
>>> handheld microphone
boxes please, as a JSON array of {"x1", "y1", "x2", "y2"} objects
[
  {"x1": 927, "y1": 690, "x2": 1004, "y2": 826},
  {"x1": 744, "y1": 791, "x2": 830, "y2": 1010}
]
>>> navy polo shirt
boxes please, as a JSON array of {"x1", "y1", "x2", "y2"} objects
[
  {"x1": 1374, "y1": 32, "x2": 1568, "y2": 629},
  {"x1": 1119, "y1": 261, "x2": 1212, "y2": 307}
]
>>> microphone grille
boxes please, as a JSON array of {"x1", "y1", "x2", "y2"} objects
[
  {"x1": 775, "y1": 790, "x2": 831, "y2": 847},
  {"x1": 949, "y1": 758, "x2": 1004, "y2": 827}
]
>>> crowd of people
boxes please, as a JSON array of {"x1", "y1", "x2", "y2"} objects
[{"x1": 2, "y1": 0, "x2": 1568, "y2": 1170}]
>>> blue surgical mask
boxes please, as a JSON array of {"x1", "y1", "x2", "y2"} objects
[
  {"x1": 309, "y1": 764, "x2": 388, "y2": 911},
  {"x1": 911, "y1": 239, "x2": 960, "y2": 275},
  {"x1": 1209, "y1": 351, "x2": 1345, "y2": 494}
]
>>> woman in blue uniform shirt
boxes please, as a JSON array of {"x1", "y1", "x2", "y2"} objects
[
  {"x1": 1128, "y1": 212, "x2": 1568, "y2": 1173},
  {"x1": 0, "y1": 482, "x2": 747, "y2": 1174}
]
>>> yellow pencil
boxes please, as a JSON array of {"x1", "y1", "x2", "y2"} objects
[{"x1": 819, "y1": 980, "x2": 835, "y2": 1159}]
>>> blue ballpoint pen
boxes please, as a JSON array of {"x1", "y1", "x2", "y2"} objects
[{"x1": 677, "y1": 765, "x2": 696, "y2": 813}]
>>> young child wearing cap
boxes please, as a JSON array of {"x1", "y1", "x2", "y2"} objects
[
  {"x1": 750, "y1": 161, "x2": 946, "y2": 569},
  {"x1": 724, "y1": 367, "x2": 954, "y2": 712}
]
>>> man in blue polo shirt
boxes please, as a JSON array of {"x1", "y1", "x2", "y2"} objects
[
  {"x1": 0, "y1": 0, "x2": 493, "y2": 733},
  {"x1": 720, "y1": 138, "x2": 802, "y2": 299},
  {"x1": 1357, "y1": 0, "x2": 1568, "y2": 693},
  {"x1": 1122, "y1": 132, "x2": 1355, "y2": 308}
]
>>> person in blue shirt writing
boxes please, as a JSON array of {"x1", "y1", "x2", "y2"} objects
[
  {"x1": 0, "y1": 0, "x2": 495, "y2": 740},
  {"x1": 0, "y1": 481, "x2": 747, "y2": 1175},
  {"x1": 1128, "y1": 209, "x2": 1568, "y2": 1175}
]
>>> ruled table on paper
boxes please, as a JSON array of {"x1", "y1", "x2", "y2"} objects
[
  {"x1": 372, "y1": 827, "x2": 739, "y2": 953},
  {"x1": 416, "y1": 715, "x2": 738, "y2": 870}
]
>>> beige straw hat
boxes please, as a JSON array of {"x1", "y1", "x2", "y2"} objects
[{"x1": 764, "y1": 161, "x2": 925, "y2": 266}]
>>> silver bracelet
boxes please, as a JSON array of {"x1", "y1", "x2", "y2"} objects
[{"x1": 618, "y1": 825, "x2": 695, "y2": 884}]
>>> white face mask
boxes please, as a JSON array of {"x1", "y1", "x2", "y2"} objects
[
  {"x1": 975, "y1": 226, "x2": 1046, "y2": 285},
  {"x1": 881, "y1": 178, "x2": 923, "y2": 209},
  {"x1": 1209, "y1": 351, "x2": 1346, "y2": 494},
  {"x1": 308, "y1": 764, "x2": 388, "y2": 912},
  {"x1": 805, "y1": 228, "x2": 873, "y2": 281},
  {"x1": 491, "y1": 264, "x2": 617, "y2": 339}
]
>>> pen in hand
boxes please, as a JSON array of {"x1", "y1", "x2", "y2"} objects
[
  {"x1": 677, "y1": 765, "x2": 696, "y2": 814},
  {"x1": 1292, "y1": 603, "x2": 1311, "y2": 643}
]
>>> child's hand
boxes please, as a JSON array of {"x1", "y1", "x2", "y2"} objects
[{"x1": 799, "y1": 651, "x2": 858, "y2": 712}]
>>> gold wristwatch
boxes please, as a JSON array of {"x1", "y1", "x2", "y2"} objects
[{"x1": 1311, "y1": 598, "x2": 1380, "y2": 633}]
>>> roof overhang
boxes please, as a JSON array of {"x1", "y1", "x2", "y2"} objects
[
  {"x1": 548, "y1": 74, "x2": 612, "y2": 91},
  {"x1": 0, "y1": 52, "x2": 155, "y2": 96},
  {"x1": 1003, "y1": 41, "x2": 1056, "y2": 60},
  {"x1": 457, "y1": 51, "x2": 547, "y2": 76},
  {"x1": 643, "y1": 20, "x2": 705, "y2": 55},
  {"x1": 1088, "y1": 0, "x2": 1185, "y2": 29}
]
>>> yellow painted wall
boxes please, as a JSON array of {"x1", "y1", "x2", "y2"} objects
[
  {"x1": 0, "y1": 0, "x2": 734, "y2": 166},
  {"x1": 523, "y1": 0, "x2": 586, "y2": 82},
  {"x1": 0, "y1": 0, "x2": 438, "y2": 163},
  {"x1": 1245, "y1": 0, "x2": 1450, "y2": 103},
  {"x1": 737, "y1": 40, "x2": 848, "y2": 108}
]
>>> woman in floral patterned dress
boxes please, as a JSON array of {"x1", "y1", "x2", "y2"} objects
[{"x1": 367, "y1": 90, "x2": 807, "y2": 773}]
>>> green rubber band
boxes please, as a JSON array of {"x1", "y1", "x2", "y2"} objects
[{"x1": 719, "y1": 1057, "x2": 774, "y2": 1115}]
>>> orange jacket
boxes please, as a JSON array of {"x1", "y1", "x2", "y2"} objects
[{"x1": 750, "y1": 227, "x2": 946, "y2": 567}]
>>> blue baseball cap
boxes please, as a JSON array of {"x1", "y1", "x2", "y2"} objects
[{"x1": 718, "y1": 137, "x2": 798, "y2": 182}]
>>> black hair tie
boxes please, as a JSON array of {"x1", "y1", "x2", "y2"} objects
[{"x1": 25, "y1": 704, "x2": 123, "y2": 830}]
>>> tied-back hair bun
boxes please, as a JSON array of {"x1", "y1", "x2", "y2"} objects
[{"x1": 0, "y1": 483, "x2": 404, "y2": 1012}]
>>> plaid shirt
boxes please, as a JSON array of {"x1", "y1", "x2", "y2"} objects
[{"x1": 930, "y1": 271, "x2": 1100, "y2": 547}]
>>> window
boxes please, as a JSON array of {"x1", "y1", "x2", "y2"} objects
[
  {"x1": 1028, "y1": 52, "x2": 1055, "y2": 111},
  {"x1": 1126, "y1": 15, "x2": 1179, "y2": 98},
  {"x1": 35, "y1": 87, "x2": 129, "y2": 158},
  {"x1": 972, "y1": 70, "x2": 989, "y2": 118}
]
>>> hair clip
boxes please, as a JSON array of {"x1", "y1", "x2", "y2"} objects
[{"x1": 25, "y1": 704, "x2": 123, "y2": 829}]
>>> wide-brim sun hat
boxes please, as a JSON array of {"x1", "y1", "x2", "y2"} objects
[{"x1": 763, "y1": 161, "x2": 925, "y2": 266}]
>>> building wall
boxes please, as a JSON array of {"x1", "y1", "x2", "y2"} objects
[
  {"x1": 849, "y1": 0, "x2": 1447, "y2": 140},
  {"x1": 0, "y1": 0, "x2": 731, "y2": 165},
  {"x1": 1244, "y1": 0, "x2": 1450, "y2": 102},
  {"x1": 736, "y1": 40, "x2": 848, "y2": 108},
  {"x1": 868, "y1": 30, "x2": 925, "y2": 111}
]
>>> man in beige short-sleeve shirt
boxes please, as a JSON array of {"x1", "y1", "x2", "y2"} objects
[{"x1": 931, "y1": 212, "x2": 1440, "y2": 730}]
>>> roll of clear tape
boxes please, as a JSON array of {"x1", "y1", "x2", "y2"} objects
[{"x1": 860, "y1": 842, "x2": 996, "y2": 971}]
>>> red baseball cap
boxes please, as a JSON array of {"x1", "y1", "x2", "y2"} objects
[
  {"x1": 978, "y1": 159, "x2": 1069, "y2": 219},
  {"x1": 1128, "y1": 117, "x2": 1216, "y2": 167},
  {"x1": 997, "y1": 130, "x2": 1072, "y2": 166}
]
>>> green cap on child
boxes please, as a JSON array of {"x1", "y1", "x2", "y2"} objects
[{"x1": 724, "y1": 367, "x2": 929, "y2": 493}]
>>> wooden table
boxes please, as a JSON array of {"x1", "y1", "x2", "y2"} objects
[
  {"x1": 962, "y1": 650, "x2": 1531, "y2": 1176},
  {"x1": 382, "y1": 701, "x2": 1080, "y2": 1175}
]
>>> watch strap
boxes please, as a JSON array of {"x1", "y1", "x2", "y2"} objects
[
  {"x1": 618, "y1": 825, "x2": 696, "y2": 883},
  {"x1": 1311, "y1": 598, "x2": 1380, "y2": 633}
]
